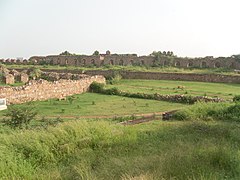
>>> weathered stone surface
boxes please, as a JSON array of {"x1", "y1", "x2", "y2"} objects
[
  {"x1": 59, "y1": 73, "x2": 73, "y2": 79},
  {"x1": 40, "y1": 69, "x2": 240, "y2": 84},
  {"x1": 0, "y1": 75, "x2": 105, "y2": 104},
  {"x1": 9, "y1": 69, "x2": 20, "y2": 76},
  {"x1": 41, "y1": 72, "x2": 60, "y2": 81},
  {"x1": 2, "y1": 74, "x2": 14, "y2": 84},
  {"x1": 82, "y1": 70, "x2": 240, "y2": 84},
  {"x1": 27, "y1": 54, "x2": 240, "y2": 69},
  {"x1": 18, "y1": 73, "x2": 29, "y2": 83},
  {"x1": 41, "y1": 72, "x2": 90, "y2": 81}
]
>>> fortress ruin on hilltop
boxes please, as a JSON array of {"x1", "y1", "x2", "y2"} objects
[{"x1": 1, "y1": 51, "x2": 240, "y2": 69}]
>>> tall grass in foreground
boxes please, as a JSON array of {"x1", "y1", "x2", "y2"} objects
[
  {"x1": 173, "y1": 102, "x2": 240, "y2": 122},
  {"x1": 0, "y1": 121, "x2": 137, "y2": 178},
  {"x1": 0, "y1": 119, "x2": 240, "y2": 179}
]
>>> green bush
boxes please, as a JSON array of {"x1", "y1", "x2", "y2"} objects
[
  {"x1": 172, "y1": 109, "x2": 192, "y2": 121},
  {"x1": 3, "y1": 105, "x2": 38, "y2": 129},
  {"x1": 106, "y1": 71, "x2": 122, "y2": 85},
  {"x1": 223, "y1": 103, "x2": 240, "y2": 122},
  {"x1": 104, "y1": 87, "x2": 121, "y2": 95},
  {"x1": 233, "y1": 95, "x2": 240, "y2": 102},
  {"x1": 89, "y1": 82, "x2": 105, "y2": 93},
  {"x1": 172, "y1": 102, "x2": 240, "y2": 122},
  {"x1": 90, "y1": 82, "x2": 221, "y2": 105}
]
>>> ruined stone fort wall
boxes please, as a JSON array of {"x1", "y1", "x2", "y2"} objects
[
  {"x1": 84, "y1": 70, "x2": 240, "y2": 83},
  {"x1": 40, "y1": 69, "x2": 240, "y2": 83},
  {"x1": 0, "y1": 75, "x2": 105, "y2": 104},
  {"x1": 28, "y1": 55, "x2": 240, "y2": 69},
  {"x1": 2, "y1": 54, "x2": 240, "y2": 69}
]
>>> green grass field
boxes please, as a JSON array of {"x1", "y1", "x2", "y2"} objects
[
  {"x1": 0, "y1": 93, "x2": 187, "y2": 118},
  {"x1": 106, "y1": 79, "x2": 240, "y2": 100},
  {"x1": 1, "y1": 79, "x2": 238, "y2": 120}
]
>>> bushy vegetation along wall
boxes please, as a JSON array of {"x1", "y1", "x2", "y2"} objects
[{"x1": 90, "y1": 82, "x2": 224, "y2": 104}]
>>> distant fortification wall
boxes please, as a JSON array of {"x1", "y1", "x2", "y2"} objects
[
  {"x1": 39, "y1": 69, "x2": 240, "y2": 83},
  {"x1": 0, "y1": 75, "x2": 105, "y2": 104},
  {"x1": 26, "y1": 54, "x2": 240, "y2": 70},
  {"x1": 1, "y1": 51, "x2": 240, "y2": 70},
  {"x1": 85, "y1": 70, "x2": 240, "y2": 83}
]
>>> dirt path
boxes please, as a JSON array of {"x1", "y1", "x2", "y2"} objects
[
  {"x1": 118, "y1": 117, "x2": 161, "y2": 125},
  {"x1": 37, "y1": 111, "x2": 168, "y2": 126},
  {"x1": 41, "y1": 111, "x2": 164, "y2": 119}
]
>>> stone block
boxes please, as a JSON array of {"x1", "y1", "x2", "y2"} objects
[{"x1": 3, "y1": 74, "x2": 14, "y2": 84}]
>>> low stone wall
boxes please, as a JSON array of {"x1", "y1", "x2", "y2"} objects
[
  {"x1": 39, "y1": 69, "x2": 240, "y2": 83},
  {"x1": 0, "y1": 75, "x2": 105, "y2": 104},
  {"x1": 119, "y1": 71, "x2": 240, "y2": 83},
  {"x1": 83, "y1": 70, "x2": 240, "y2": 83},
  {"x1": 10, "y1": 68, "x2": 240, "y2": 83}
]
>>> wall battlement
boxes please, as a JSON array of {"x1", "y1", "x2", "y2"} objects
[
  {"x1": 27, "y1": 53, "x2": 240, "y2": 69},
  {"x1": 1, "y1": 52, "x2": 240, "y2": 69}
]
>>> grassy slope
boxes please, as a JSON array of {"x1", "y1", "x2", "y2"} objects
[
  {"x1": 106, "y1": 79, "x2": 240, "y2": 100},
  {"x1": 0, "y1": 120, "x2": 240, "y2": 179},
  {"x1": 0, "y1": 93, "x2": 186, "y2": 118}
]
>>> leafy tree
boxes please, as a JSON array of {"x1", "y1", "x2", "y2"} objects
[
  {"x1": 232, "y1": 54, "x2": 240, "y2": 62},
  {"x1": 4, "y1": 105, "x2": 38, "y2": 129},
  {"x1": 93, "y1": 50, "x2": 100, "y2": 56},
  {"x1": 60, "y1": 51, "x2": 72, "y2": 56},
  {"x1": 150, "y1": 51, "x2": 176, "y2": 66}
]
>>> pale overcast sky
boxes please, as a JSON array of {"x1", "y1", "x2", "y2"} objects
[{"x1": 0, "y1": 0, "x2": 240, "y2": 59}]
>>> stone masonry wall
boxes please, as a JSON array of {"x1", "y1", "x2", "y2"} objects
[
  {"x1": 85, "y1": 70, "x2": 240, "y2": 83},
  {"x1": 28, "y1": 54, "x2": 240, "y2": 69},
  {"x1": 38, "y1": 69, "x2": 240, "y2": 83},
  {"x1": 8, "y1": 67, "x2": 240, "y2": 84},
  {"x1": 0, "y1": 75, "x2": 105, "y2": 104}
]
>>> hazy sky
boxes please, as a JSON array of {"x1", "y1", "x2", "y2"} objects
[{"x1": 0, "y1": 0, "x2": 240, "y2": 59}]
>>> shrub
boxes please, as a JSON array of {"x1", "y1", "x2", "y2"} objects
[
  {"x1": 4, "y1": 105, "x2": 38, "y2": 129},
  {"x1": 107, "y1": 71, "x2": 122, "y2": 84},
  {"x1": 90, "y1": 83, "x2": 221, "y2": 105},
  {"x1": 104, "y1": 87, "x2": 121, "y2": 95},
  {"x1": 172, "y1": 109, "x2": 192, "y2": 121},
  {"x1": 233, "y1": 95, "x2": 240, "y2": 102},
  {"x1": 223, "y1": 103, "x2": 240, "y2": 122},
  {"x1": 172, "y1": 102, "x2": 235, "y2": 122},
  {"x1": 89, "y1": 82, "x2": 105, "y2": 93}
]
